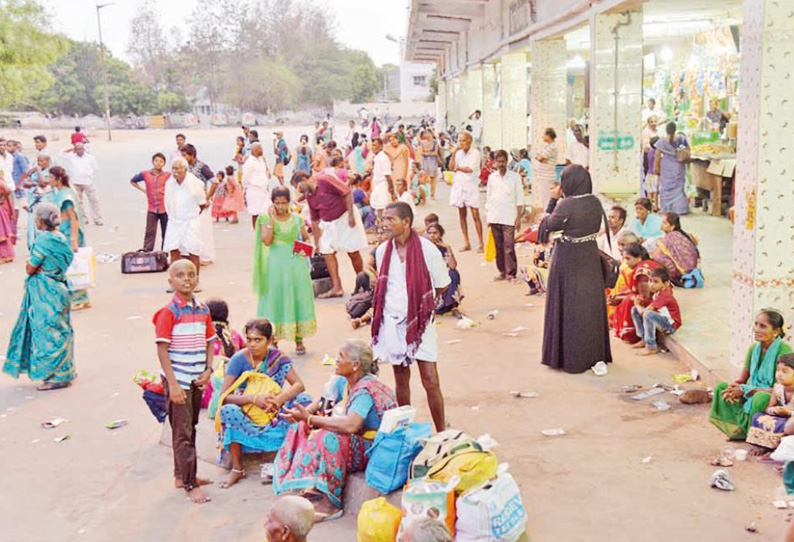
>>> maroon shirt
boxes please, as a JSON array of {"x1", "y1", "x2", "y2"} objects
[
  {"x1": 649, "y1": 288, "x2": 682, "y2": 330},
  {"x1": 306, "y1": 174, "x2": 350, "y2": 223}
]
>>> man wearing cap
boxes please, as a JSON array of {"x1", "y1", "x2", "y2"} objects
[
  {"x1": 58, "y1": 142, "x2": 102, "y2": 225},
  {"x1": 273, "y1": 130, "x2": 289, "y2": 186}
]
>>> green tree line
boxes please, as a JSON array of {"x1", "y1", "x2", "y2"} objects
[{"x1": 1, "y1": 0, "x2": 383, "y2": 116}]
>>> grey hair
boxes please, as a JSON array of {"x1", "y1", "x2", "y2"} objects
[
  {"x1": 34, "y1": 202, "x2": 61, "y2": 230},
  {"x1": 171, "y1": 157, "x2": 188, "y2": 170},
  {"x1": 410, "y1": 518, "x2": 453, "y2": 542},
  {"x1": 341, "y1": 338, "x2": 377, "y2": 375},
  {"x1": 271, "y1": 496, "x2": 315, "y2": 540},
  {"x1": 37, "y1": 154, "x2": 51, "y2": 164},
  {"x1": 618, "y1": 231, "x2": 639, "y2": 244}
]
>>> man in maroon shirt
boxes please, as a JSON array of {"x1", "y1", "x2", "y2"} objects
[
  {"x1": 71, "y1": 126, "x2": 88, "y2": 146},
  {"x1": 130, "y1": 152, "x2": 171, "y2": 251},
  {"x1": 292, "y1": 171, "x2": 368, "y2": 298}
]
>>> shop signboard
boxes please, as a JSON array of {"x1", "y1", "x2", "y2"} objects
[{"x1": 597, "y1": 130, "x2": 635, "y2": 151}]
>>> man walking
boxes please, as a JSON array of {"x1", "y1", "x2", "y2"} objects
[
  {"x1": 448, "y1": 132, "x2": 483, "y2": 252},
  {"x1": 371, "y1": 202, "x2": 450, "y2": 432},
  {"x1": 486, "y1": 150, "x2": 524, "y2": 281},
  {"x1": 170, "y1": 133, "x2": 187, "y2": 166},
  {"x1": 130, "y1": 152, "x2": 171, "y2": 251},
  {"x1": 59, "y1": 142, "x2": 102, "y2": 225},
  {"x1": 241, "y1": 142, "x2": 272, "y2": 228},
  {"x1": 163, "y1": 158, "x2": 206, "y2": 291},
  {"x1": 292, "y1": 171, "x2": 368, "y2": 298},
  {"x1": 273, "y1": 130, "x2": 289, "y2": 186}
]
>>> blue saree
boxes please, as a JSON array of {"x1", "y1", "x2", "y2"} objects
[
  {"x1": 52, "y1": 187, "x2": 90, "y2": 309},
  {"x1": 4, "y1": 230, "x2": 75, "y2": 384}
]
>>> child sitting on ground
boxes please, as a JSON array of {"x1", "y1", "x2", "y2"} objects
[
  {"x1": 347, "y1": 270, "x2": 375, "y2": 329},
  {"x1": 630, "y1": 266, "x2": 682, "y2": 356},
  {"x1": 350, "y1": 174, "x2": 376, "y2": 230},
  {"x1": 203, "y1": 299, "x2": 245, "y2": 411},
  {"x1": 411, "y1": 161, "x2": 429, "y2": 206},
  {"x1": 747, "y1": 354, "x2": 794, "y2": 458},
  {"x1": 394, "y1": 178, "x2": 416, "y2": 213}
]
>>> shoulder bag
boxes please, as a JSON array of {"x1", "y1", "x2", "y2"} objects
[{"x1": 599, "y1": 206, "x2": 620, "y2": 289}]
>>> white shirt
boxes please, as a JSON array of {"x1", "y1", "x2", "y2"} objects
[
  {"x1": 165, "y1": 173, "x2": 205, "y2": 221},
  {"x1": 453, "y1": 148, "x2": 480, "y2": 186},
  {"x1": 486, "y1": 170, "x2": 524, "y2": 226},
  {"x1": 241, "y1": 155, "x2": 270, "y2": 190},
  {"x1": 372, "y1": 151, "x2": 392, "y2": 189},
  {"x1": 0, "y1": 153, "x2": 15, "y2": 189},
  {"x1": 566, "y1": 141, "x2": 590, "y2": 167},
  {"x1": 60, "y1": 152, "x2": 98, "y2": 186},
  {"x1": 169, "y1": 147, "x2": 184, "y2": 167},
  {"x1": 469, "y1": 118, "x2": 482, "y2": 140},
  {"x1": 376, "y1": 236, "x2": 451, "y2": 318},
  {"x1": 597, "y1": 225, "x2": 627, "y2": 261},
  {"x1": 398, "y1": 191, "x2": 415, "y2": 213}
]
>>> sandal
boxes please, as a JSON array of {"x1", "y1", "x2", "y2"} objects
[
  {"x1": 295, "y1": 344, "x2": 307, "y2": 356},
  {"x1": 37, "y1": 381, "x2": 72, "y2": 391},
  {"x1": 315, "y1": 509, "x2": 344, "y2": 523}
]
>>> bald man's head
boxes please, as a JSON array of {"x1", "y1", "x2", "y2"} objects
[
  {"x1": 168, "y1": 260, "x2": 198, "y2": 296},
  {"x1": 264, "y1": 496, "x2": 315, "y2": 542}
]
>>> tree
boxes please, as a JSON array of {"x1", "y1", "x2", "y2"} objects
[
  {"x1": 345, "y1": 50, "x2": 380, "y2": 103},
  {"x1": 0, "y1": 0, "x2": 65, "y2": 108},
  {"x1": 125, "y1": 0, "x2": 169, "y2": 88}
]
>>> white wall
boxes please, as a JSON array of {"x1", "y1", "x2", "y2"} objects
[{"x1": 399, "y1": 61, "x2": 435, "y2": 103}]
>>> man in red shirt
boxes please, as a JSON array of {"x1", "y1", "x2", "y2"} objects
[
  {"x1": 631, "y1": 266, "x2": 682, "y2": 355},
  {"x1": 130, "y1": 152, "x2": 171, "y2": 251},
  {"x1": 70, "y1": 126, "x2": 88, "y2": 146},
  {"x1": 292, "y1": 171, "x2": 368, "y2": 298}
]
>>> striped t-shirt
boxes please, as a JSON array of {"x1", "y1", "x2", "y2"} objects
[{"x1": 153, "y1": 294, "x2": 216, "y2": 390}]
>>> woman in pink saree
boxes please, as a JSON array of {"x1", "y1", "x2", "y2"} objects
[{"x1": 652, "y1": 212, "x2": 699, "y2": 286}]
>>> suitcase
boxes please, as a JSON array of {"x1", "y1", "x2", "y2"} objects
[
  {"x1": 310, "y1": 254, "x2": 330, "y2": 280},
  {"x1": 121, "y1": 250, "x2": 169, "y2": 274}
]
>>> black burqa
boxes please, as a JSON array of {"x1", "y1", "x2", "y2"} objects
[{"x1": 539, "y1": 166, "x2": 612, "y2": 373}]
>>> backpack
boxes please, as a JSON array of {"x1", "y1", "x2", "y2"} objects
[
  {"x1": 346, "y1": 290, "x2": 373, "y2": 319},
  {"x1": 409, "y1": 430, "x2": 479, "y2": 479}
]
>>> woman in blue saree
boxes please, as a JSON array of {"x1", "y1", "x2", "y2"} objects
[
  {"x1": 49, "y1": 166, "x2": 90, "y2": 311},
  {"x1": 653, "y1": 122, "x2": 690, "y2": 215},
  {"x1": 4, "y1": 203, "x2": 76, "y2": 391}
]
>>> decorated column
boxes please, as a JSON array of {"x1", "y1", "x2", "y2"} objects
[
  {"x1": 588, "y1": 10, "x2": 643, "y2": 195},
  {"x1": 530, "y1": 38, "x2": 567, "y2": 169},
  {"x1": 482, "y1": 62, "x2": 503, "y2": 150},
  {"x1": 730, "y1": 0, "x2": 794, "y2": 367},
  {"x1": 500, "y1": 50, "x2": 528, "y2": 152}
]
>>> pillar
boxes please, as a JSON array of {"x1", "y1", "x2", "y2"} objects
[
  {"x1": 501, "y1": 51, "x2": 528, "y2": 152},
  {"x1": 445, "y1": 77, "x2": 455, "y2": 129},
  {"x1": 482, "y1": 62, "x2": 503, "y2": 150},
  {"x1": 450, "y1": 75, "x2": 462, "y2": 128},
  {"x1": 437, "y1": 79, "x2": 447, "y2": 133},
  {"x1": 530, "y1": 39, "x2": 567, "y2": 169},
  {"x1": 588, "y1": 9, "x2": 643, "y2": 195},
  {"x1": 730, "y1": 0, "x2": 794, "y2": 367}
]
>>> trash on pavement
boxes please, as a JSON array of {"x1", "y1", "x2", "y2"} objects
[
  {"x1": 510, "y1": 391, "x2": 539, "y2": 399},
  {"x1": 591, "y1": 361, "x2": 608, "y2": 376},
  {"x1": 511, "y1": 326, "x2": 528, "y2": 332},
  {"x1": 105, "y1": 419, "x2": 128, "y2": 430},
  {"x1": 680, "y1": 389, "x2": 711, "y2": 404},
  {"x1": 641, "y1": 455, "x2": 653, "y2": 464},
  {"x1": 96, "y1": 252, "x2": 120, "y2": 264},
  {"x1": 54, "y1": 435, "x2": 70, "y2": 443},
  {"x1": 735, "y1": 449, "x2": 748, "y2": 461},
  {"x1": 446, "y1": 339, "x2": 463, "y2": 345},
  {"x1": 456, "y1": 316, "x2": 476, "y2": 329},
  {"x1": 745, "y1": 522, "x2": 757, "y2": 533},
  {"x1": 652, "y1": 401, "x2": 671, "y2": 411},
  {"x1": 41, "y1": 417, "x2": 67, "y2": 429},
  {"x1": 672, "y1": 373, "x2": 695, "y2": 383},
  {"x1": 321, "y1": 354, "x2": 336, "y2": 366},
  {"x1": 623, "y1": 385, "x2": 643, "y2": 393},
  {"x1": 486, "y1": 310, "x2": 499, "y2": 320},
  {"x1": 710, "y1": 457, "x2": 734, "y2": 467},
  {"x1": 774, "y1": 501, "x2": 789, "y2": 509},
  {"x1": 126, "y1": 315, "x2": 142, "y2": 321},
  {"x1": 631, "y1": 388, "x2": 666, "y2": 401},
  {"x1": 709, "y1": 469, "x2": 735, "y2": 491},
  {"x1": 541, "y1": 428, "x2": 566, "y2": 437},
  {"x1": 502, "y1": 332, "x2": 519, "y2": 338}
]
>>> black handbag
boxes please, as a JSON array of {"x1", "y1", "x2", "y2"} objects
[
  {"x1": 121, "y1": 250, "x2": 169, "y2": 274},
  {"x1": 599, "y1": 208, "x2": 620, "y2": 289},
  {"x1": 310, "y1": 254, "x2": 330, "y2": 280}
]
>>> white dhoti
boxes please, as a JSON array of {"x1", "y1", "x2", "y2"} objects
[
  {"x1": 245, "y1": 185, "x2": 271, "y2": 216},
  {"x1": 198, "y1": 210, "x2": 215, "y2": 262},
  {"x1": 449, "y1": 176, "x2": 480, "y2": 209},
  {"x1": 318, "y1": 207, "x2": 368, "y2": 255},
  {"x1": 370, "y1": 182, "x2": 391, "y2": 211},
  {"x1": 163, "y1": 216, "x2": 201, "y2": 255},
  {"x1": 372, "y1": 308, "x2": 439, "y2": 365}
]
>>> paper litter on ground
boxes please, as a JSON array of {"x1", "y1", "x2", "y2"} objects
[
  {"x1": 502, "y1": 333, "x2": 519, "y2": 338},
  {"x1": 446, "y1": 339, "x2": 463, "y2": 345},
  {"x1": 511, "y1": 391, "x2": 539, "y2": 398},
  {"x1": 511, "y1": 326, "x2": 528, "y2": 332},
  {"x1": 631, "y1": 388, "x2": 666, "y2": 401},
  {"x1": 541, "y1": 428, "x2": 566, "y2": 436},
  {"x1": 126, "y1": 316, "x2": 142, "y2": 321},
  {"x1": 321, "y1": 354, "x2": 336, "y2": 366},
  {"x1": 42, "y1": 417, "x2": 68, "y2": 429}
]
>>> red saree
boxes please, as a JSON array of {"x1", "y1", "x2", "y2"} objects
[{"x1": 610, "y1": 260, "x2": 662, "y2": 343}]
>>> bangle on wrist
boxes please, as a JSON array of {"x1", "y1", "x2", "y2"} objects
[{"x1": 307, "y1": 414, "x2": 314, "y2": 428}]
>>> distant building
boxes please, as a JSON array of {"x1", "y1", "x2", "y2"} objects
[{"x1": 399, "y1": 61, "x2": 434, "y2": 102}]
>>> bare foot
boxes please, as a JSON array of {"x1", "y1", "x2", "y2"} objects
[
  {"x1": 186, "y1": 486, "x2": 211, "y2": 503},
  {"x1": 476, "y1": 245, "x2": 484, "y2": 253},
  {"x1": 493, "y1": 274, "x2": 506, "y2": 282},
  {"x1": 351, "y1": 318, "x2": 361, "y2": 329},
  {"x1": 748, "y1": 446, "x2": 768, "y2": 458},
  {"x1": 37, "y1": 381, "x2": 72, "y2": 391},
  {"x1": 318, "y1": 290, "x2": 344, "y2": 299},
  {"x1": 312, "y1": 493, "x2": 343, "y2": 523},
  {"x1": 631, "y1": 342, "x2": 646, "y2": 349},
  {"x1": 219, "y1": 469, "x2": 246, "y2": 489},
  {"x1": 175, "y1": 477, "x2": 213, "y2": 489},
  {"x1": 460, "y1": 245, "x2": 471, "y2": 252},
  {"x1": 638, "y1": 348, "x2": 660, "y2": 356}
]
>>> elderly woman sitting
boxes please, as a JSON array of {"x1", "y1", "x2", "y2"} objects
[{"x1": 273, "y1": 339, "x2": 397, "y2": 522}]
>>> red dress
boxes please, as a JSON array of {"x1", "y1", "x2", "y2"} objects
[{"x1": 610, "y1": 260, "x2": 663, "y2": 343}]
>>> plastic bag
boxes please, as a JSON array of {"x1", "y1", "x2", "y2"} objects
[
  {"x1": 66, "y1": 246, "x2": 96, "y2": 289},
  {"x1": 358, "y1": 497, "x2": 402, "y2": 542},
  {"x1": 366, "y1": 422, "x2": 433, "y2": 493},
  {"x1": 397, "y1": 478, "x2": 458, "y2": 542},
  {"x1": 455, "y1": 465, "x2": 527, "y2": 542},
  {"x1": 772, "y1": 435, "x2": 794, "y2": 462},
  {"x1": 484, "y1": 229, "x2": 496, "y2": 263}
]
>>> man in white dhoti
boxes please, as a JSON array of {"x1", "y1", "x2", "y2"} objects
[
  {"x1": 242, "y1": 142, "x2": 272, "y2": 229},
  {"x1": 163, "y1": 158, "x2": 206, "y2": 292},
  {"x1": 181, "y1": 143, "x2": 216, "y2": 265},
  {"x1": 448, "y1": 132, "x2": 483, "y2": 252},
  {"x1": 371, "y1": 202, "x2": 450, "y2": 431},
  {"x1": 368, "y1": 138, "x2": 394, "y2": 217}
]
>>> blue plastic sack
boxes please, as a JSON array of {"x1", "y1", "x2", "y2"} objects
[
  {"x1": 681, "y1": 268, "x2": 704, "y2": 288},
  {"x1": 365, "y1": 422, "x2": 433, "y2": 494}
]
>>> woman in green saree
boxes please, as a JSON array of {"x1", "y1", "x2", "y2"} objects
[
  {"x1": 710, "y1": 309, "x2": 792, "y2": 440},
  {"x1": 4, "y1": 203, "x2": 76, "y2": 390}
]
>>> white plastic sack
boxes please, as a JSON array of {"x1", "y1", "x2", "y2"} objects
[
  {"x1": 772, "y1": 435, "x2": 794, "y2": 462},
  {"x1": 455, "y1": 465, "x2": 527, "y2": 542},
  {"x1": 66, "y1": 247, "x2": 96, "y2": 289}
]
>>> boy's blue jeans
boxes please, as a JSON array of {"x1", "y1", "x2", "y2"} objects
[{"x1": 631, "y1": 306, "x2": 675, "y2": 349}]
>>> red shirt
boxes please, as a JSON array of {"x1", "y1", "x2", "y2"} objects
[
  {"x1": 306, "y1": 174, "x2": 350, "y2": 223},
  {"x1": 649, "y1": 288, "x2": 682, "y2": 330},
  {"x1": 71, "y1": 132, "x2": 88, "y2": 145}
]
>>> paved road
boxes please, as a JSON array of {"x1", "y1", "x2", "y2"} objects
[{"x1": 0, "y1": 126, "x2": 786, "y2": 541}]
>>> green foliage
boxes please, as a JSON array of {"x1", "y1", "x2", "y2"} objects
[{"x1": 0, "y1": 0, "x2": 65, "y2": 108}]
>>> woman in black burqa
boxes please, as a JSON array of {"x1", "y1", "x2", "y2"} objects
[{"x1": 539, "y1": 165, "x2": 612, "y2": 373}]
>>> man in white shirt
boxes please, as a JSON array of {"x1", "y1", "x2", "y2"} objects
[
  {"x1": 344, "y1": 119, "x2": 357, "y2": 152},
  {"x1": 394, "y1": 178, "x2": 416, "y2": 214},
  {"x1": 448, "y1": 132, "x2": 483, "y2": 252},
  {"x1": 468, "y1": 110, "x2": 483, "y2": 145},
  {"x1": 59, "y1": 142, "x2": 102, "y2": 225},
  {"x1": 565, "y1": 124, "x2": 589, "y2": 169},
  {"x1": 368, "y1": 138, "x2": 394, "y2": 216},
  {"x1": 372, "y1": 202, "x2": 451, "y2": 432},
  {"x1": 597, "y1": 205, "x2": 628, "y2": 261},
  {"x1": 170, "y1": 133, "x2": 186, "y2": 166},
  {"x1": 241, "y1": 142, "x2": 272, "y2": 229},
  {"x1": 163, "y1": 157, "x2": 206, "y2": 291},
  {"x1": 486, "y1": 150, "x2": 524, "y2": 281}
]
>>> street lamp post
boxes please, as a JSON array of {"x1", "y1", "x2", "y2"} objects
[{"x1": 96, "y1": 2, "x2": 114, "y2": 142}]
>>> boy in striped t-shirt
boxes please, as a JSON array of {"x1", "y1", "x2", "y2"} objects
[{"x1": 153, "y1": 260, "x2": 216, "y2": 503}]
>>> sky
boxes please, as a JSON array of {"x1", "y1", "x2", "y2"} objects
[{"x1": 39, "y1": 0, "x2": 409, "y2": 67}]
